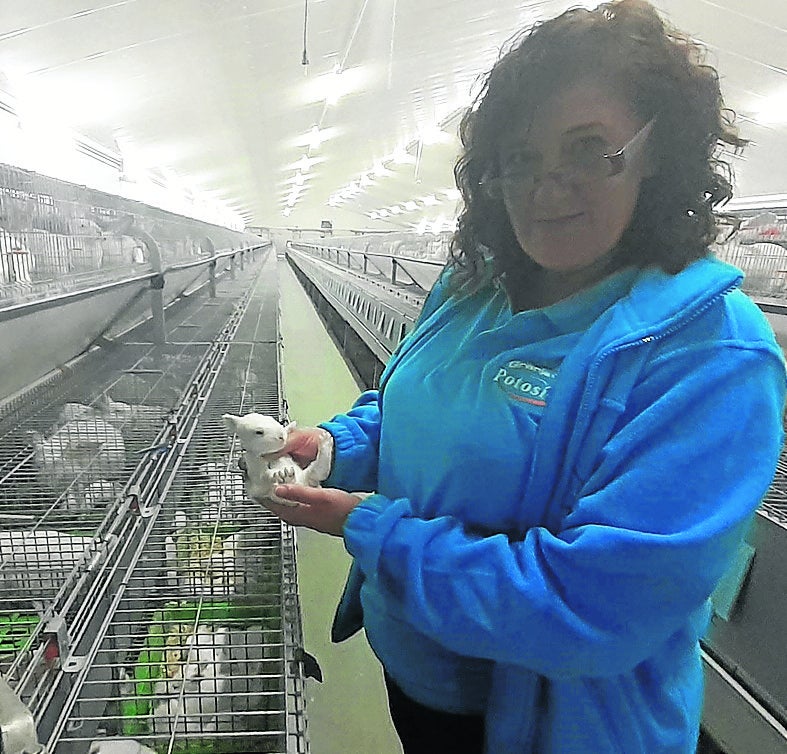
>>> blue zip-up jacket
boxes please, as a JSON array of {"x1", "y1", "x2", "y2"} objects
[{"x1": 320, "y1": 255, "x2": 786, "y2": 753}]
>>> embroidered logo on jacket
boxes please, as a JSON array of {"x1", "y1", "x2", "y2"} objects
[{"x1": 492, "y1": 360, "x2": 557, "y2": 407}]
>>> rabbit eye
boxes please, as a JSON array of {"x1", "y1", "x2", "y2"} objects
[{"x1": 255, "y1": 430, "x2": 265, "y2": 435}]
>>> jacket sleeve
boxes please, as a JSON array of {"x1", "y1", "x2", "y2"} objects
[
  {"x1": 318, "y1": 266, "x2": 453, "y2": 493},
  {"x1": 342, "y1": 343, "x2": 786, "y2": 679},
  {"x1": 319, "y1": 390, "x2": 382, "y2": 492}
]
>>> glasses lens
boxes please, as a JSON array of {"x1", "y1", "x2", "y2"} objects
[{"x1": 564, "y1": 138, "x2": 612, "y2": 184}]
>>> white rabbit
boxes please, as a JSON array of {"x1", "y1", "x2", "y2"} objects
[
  {"x1": 89, "y1": 739, "x2": 157, "y2": 754},
  {"x1": 63, "y1": 479, "x2": 122, "y2": 511},
  {"x1": 0, "y1": 529, "x2": 94, "y2": 594},
  {"x1": 30, "y1": 418, "x2": 126, "y2": 494},
  {"x1": 222, "y1": 413, "x2": 331, "y2": 507},
  {"x1": 198, "y1": 461, "x2": 245, "y2": 521}
]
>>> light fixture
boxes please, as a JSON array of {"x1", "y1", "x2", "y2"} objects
[
  {"x1": 404, "y1": 201, "x2": 418, "y2": 212},
  {"x1": 391, "y1": 146, "x2": 415, "y2": 164},
  {"x1": 309, "y1": 125, "x2": 323, "y2": 150},
  {"x1": 421, "y1": 194, "x2": 439, "y2": 206}
]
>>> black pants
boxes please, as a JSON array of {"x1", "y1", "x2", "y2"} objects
[{"x1": 383, "y1": 672, "x2": 485, "y2": 754}]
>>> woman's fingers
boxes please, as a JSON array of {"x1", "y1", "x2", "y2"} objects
[
  {"x1": 269, "y1": 485, "x2": 365, "y2": 536},
  {"x1": 274, "y1": 484, "x2": 338, "y2": 505}
]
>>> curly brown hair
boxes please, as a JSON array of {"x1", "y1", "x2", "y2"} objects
[{"x1": 448, "y1": 0, "x2": 747, "y2": 295}]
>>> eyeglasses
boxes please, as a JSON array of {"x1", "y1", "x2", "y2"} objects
[{"x1": 480, "y1": 118, "x2": 655, "y2": 199}]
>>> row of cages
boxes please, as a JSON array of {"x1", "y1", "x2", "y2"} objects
[
  {"x1": 286, "y1": 246, "x2": 423, "y2": 360},
  {"x1": 286, "y1": 216, "x2": 787, "y2": 305},
  {"x1": 0, "y1": 162, "x2": 267, "y2": 307},
  {"x1": 1, "y1": 252, "x2": 310, "y2": 754},
  {"x1": 279, "y1": 229, "x2": 453, "y2": 261}
]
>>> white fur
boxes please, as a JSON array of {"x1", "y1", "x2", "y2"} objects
[
  {"x1": 89, "y1": 739, "x2": 157, "y2": 754},
  {"x1": 222, "y1": 413, "x2": 331, "y2": 508},
  {"x1": 0, "y1": 529, "x2": 94, "y2": 594},
  {"x1": 151, "y1": 624, "x2": 230, "y2": 734},
  {"x1": 30, "y1": 418, "x2": 126, "y2": 494},
  {"x1": 63, "y1": 479, "x2": 122, "y2": 511},
  {"x1": 198, "y1": 461, "x2": 245, "y2": 521}
]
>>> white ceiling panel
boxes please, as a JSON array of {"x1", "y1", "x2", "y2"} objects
[{"x1": 0, "y1": 0, "x2": 785, "y2": 230}]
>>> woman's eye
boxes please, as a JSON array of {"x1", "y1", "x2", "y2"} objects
[{"x1": 566, "y1": 136, "x2": 608, "y2": 165}]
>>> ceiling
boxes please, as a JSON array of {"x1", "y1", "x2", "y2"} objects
[{"x1": 0, "y1": 0, "x2": 785, "y2": 232}]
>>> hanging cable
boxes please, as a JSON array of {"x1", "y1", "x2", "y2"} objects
[
  {"x1": 302, "y1": 0, "x2": 310, "y2": 66},
  {"x1": 387, "y1": 0, "x2": 397, "y2": 89}
]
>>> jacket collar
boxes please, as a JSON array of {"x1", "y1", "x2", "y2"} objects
[{"x1": 618, "y1": 255, "x2": 743, "y2": 335}]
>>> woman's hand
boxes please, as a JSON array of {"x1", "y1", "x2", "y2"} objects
[
  {"x1": 273, "y1": 426, "x2": 332, "y2": 469},
  {"x1": 269, "y1": 485, "x2": 367, "y2": 536}
]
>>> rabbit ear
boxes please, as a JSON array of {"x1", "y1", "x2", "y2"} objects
[
  {"x1": 98, "y1": 393, "x2": 112, "y2": 408},
  {"x1": 284, "y1": 421, "x2": 297, "y2": 433},
  {"x1": 222, "y1": 414, "x2": 240, "y2": 431}
]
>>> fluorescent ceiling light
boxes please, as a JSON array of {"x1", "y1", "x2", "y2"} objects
[
  {"x1": 302, "y1": 66, "x2": 369, "y2": 107},
  {"x1": 752, "y1": 88, "x2": 787, "y2": 126},
  {"x1": 418, "y1": 123, "x2": 451, "y2": 146},
  {"x1": 373, "y1": 161, "x2": 390, "y2": 177},
  {"x1": 404, "y1": 201, "x2": 418, "y2": 211},
  {"x1": 288, "y1": 155, "x2": 323, "y2": 172},
  {"x1": 391, "y1": 146, "x2": 416, "y2": 164}
]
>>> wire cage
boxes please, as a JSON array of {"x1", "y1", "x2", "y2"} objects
[
  {"x1": 2, "y1": 251, "x2": 309, "y2": 754},
  {"x1": 0, "y1": 161, "x2": 261, "y2": 308}
]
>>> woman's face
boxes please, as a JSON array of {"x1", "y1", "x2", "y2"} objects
[{"x1": 498, "y1": 81, "x2": 651, "y2": 275}]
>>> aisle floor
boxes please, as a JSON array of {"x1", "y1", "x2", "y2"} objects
[{"x1": 277, "y1": 258, "x2": 402, "y2": 754}]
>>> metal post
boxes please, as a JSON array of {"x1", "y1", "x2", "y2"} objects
[
  {"x1": 230, "y1": 253, "x2": 237, "y2": 280},
  {"x1": 363, "y1": 254, "x2": 368, "y2": 274},
  {"x1": 391, "y1": 259, "x2": 398, "y2": 285},
  {"x1": 209, "y1": 259, "x2": 217, "y2": 298},
  {"x1": 142, "y1": 231, "x2": 166, "y2": 344},
  {"x1": 239, "y1": 249, "x2": 245, "y2": 271}
]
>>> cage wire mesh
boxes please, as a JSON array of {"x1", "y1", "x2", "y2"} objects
[
  {"x1": 45, "y1": 255, "x2": 308, "y2": 753},
  {"x1": 0, "y1": 160, "x2": 262, "y2": 308},
  {"x1": 1, "y1": 250, "x2": 308, "y2": 753}
]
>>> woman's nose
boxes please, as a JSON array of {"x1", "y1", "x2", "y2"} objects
[{"x1": 530, "y1": 170, "x2": 575, "y2": 207}]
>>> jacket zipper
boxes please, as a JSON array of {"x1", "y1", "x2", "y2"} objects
[{"x1": 578, "y1": 283, "x2": 740, "y2": 422}]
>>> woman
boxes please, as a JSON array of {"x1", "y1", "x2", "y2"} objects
[{"x1": 267, "y1": 1, "x2": 786, "y2": 752}]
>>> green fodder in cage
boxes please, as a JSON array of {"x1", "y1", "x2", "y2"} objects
[
  {"x1": 120, "y1": 599, "x2": 282, "y2": 751},
  {"x1": 0, "y1": 613, "x2": 40, "y2": 656}
]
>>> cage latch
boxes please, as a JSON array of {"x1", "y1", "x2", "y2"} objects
[{"x1": 42, "y1": 615, "x2": 71, "y2": 670}]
